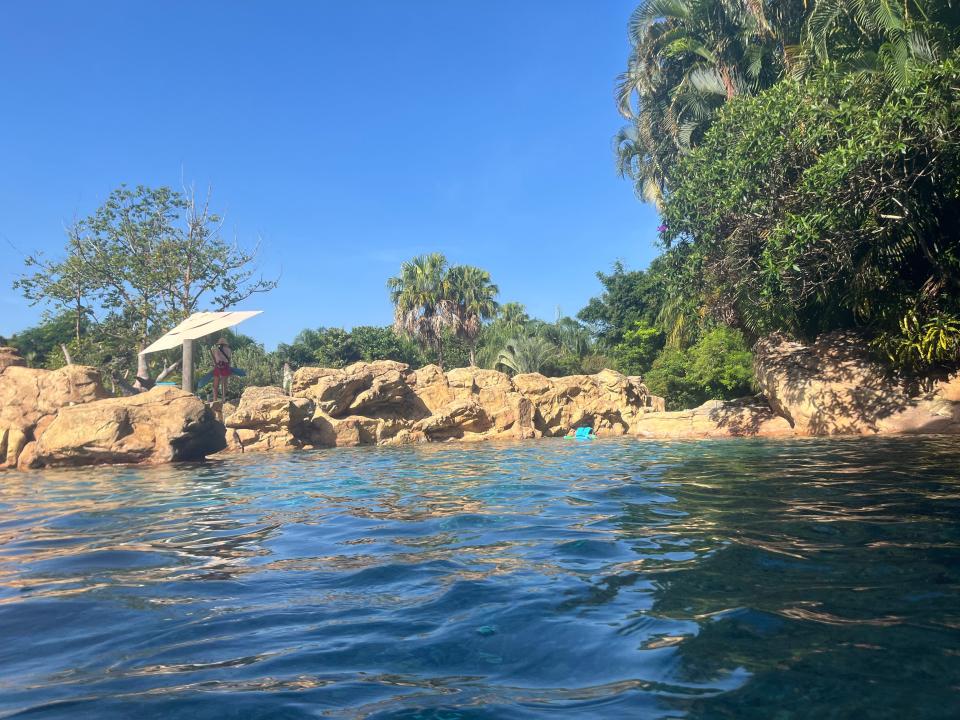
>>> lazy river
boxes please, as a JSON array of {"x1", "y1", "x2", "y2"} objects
[{"x1": 1, "y1": 437, "x2": 958, "y2": 718}]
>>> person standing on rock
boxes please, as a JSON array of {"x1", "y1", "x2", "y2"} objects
[{"x1": 210, "y1": 337, "x2": 233, "y2": 403}]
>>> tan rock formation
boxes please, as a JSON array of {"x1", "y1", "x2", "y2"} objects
[
  {"x1": 24, "y1": 387, "x2": 225, "y2": 468},
  {"x1": 0, "y1": 346, "x2": 26, "y2": 371},
  {"x1": 754, "y1": 332, "x2": 960, "y2": 435},
  {"x1": 634, "y1": 398, "x2": 795, "y2": 439},
  {"x1": 292, "y1": 361, "x2": 415, "y2": 416},
  {"x1": 1, "y1": 364, "x2": 108, "y2": 468},
  {"x1": 271, "y1": 361, "x2": 654, "y2": 449},
  {"x1": 223, "y1": 385, "x2": 313, "y2": 452},
  {"x1": 513, "y1": 369, "x2": 653, "y2": 437},
  {"x1": 936, "y1": 372, "x2": 960, "y2": 403}
]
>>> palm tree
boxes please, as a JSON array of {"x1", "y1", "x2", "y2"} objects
[
  {"x1": 495, "y1": 335, "x2": 556, "y2": 375},
  {"x1": 448, "y1": 264, "x2": 499, "y2": 366},
  {"x1": 537, "y1": 314, "x2": 594, "y2": 359},
  {"x1": 498, "y1": 302, "x2": 530, "y2": 332},
  {"x1": 803, "y1": 0, "x2": 952, "y2": 87},
  {"x1": 616, "y1": 0, "x2": 799, "y2": 205},
  {"x1": 387, "y1": 253, "x2": 458, "y2": 369},
  {"x1": 474, "y1": 303, "x2": 531, "y2": 369}
]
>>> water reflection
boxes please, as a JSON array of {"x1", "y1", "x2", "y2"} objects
[{"x1": 0, "y1": 437, "x2": 958, "y2": 718}]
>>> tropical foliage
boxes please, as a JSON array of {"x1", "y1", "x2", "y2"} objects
[
  {"x1": 616, "y1": 0, "x2": 959, "y2": 205},
  {"x1": 642, "y1": 328, "x2": 755, "y2": 410},
  {"x1": 276, "y1": 325, "x2": 424, "y2": 369},
  {"x1": 387, "y1": 254, "x2": 499, "y2": 369},
  {"x1": 617, "y1": 0, "x2": 960, "y2": 378},
  {"x1": 13, "y1": 184, "x2": 276, "y2": 387},
  {"x1": 448, "y1": 264, "x2": 499, "y2": 366}
]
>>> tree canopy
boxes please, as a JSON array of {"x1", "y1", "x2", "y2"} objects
[
  {"x1": 615, "y1": 0, "x2": 960, "y2": 378},
  {"x1": 14, "y1": 184, "x2": 276, "y2": 385}
]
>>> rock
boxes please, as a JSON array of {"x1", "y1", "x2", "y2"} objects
[
  {"x1": 261, "y1": 363, "x2": 653, "y2": 448},
  {"x1": 309, "y1": 411, "x2": 385, "y2": 447},
  {"x1": 754, "y1": 331, "x2": 960, "y2": 435},
  {"x1": 513, "y1": 369, "x2": 650, "y2": 437},
  {"x1": 293, "y1": 361, "x2": 416, "y2": 417},
  {"x1": 414, "y1": 400, "x2": 492, "y2": 440},
  {"x1": 0, "y1": 364, "x2": 109, "y2": 468},
  {"x1": 0, "y1": 346, "x2": 26, "y2": 371},
  {"x1": 410, "y1": 365, "x2": 453, "y2": 412},
  {"x1": 936, "y1": 372, "x2": 960, "y2": 403},
  {"x1": 223, "y1": 385, "x2": 313, "y2": 452},
  {"x1": 634, "y1": 398, "x2": 796, "y2": 439},
  {"x1": 26, "y1": 387, "x2": 225, "y2": 468},
  {"x1": 627, "y1": 377, "x2": 665, "y2": 412}
]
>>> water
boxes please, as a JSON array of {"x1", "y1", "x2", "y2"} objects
[{"x1": 1, "y1": 437, "x2": 959, "y2": 719}]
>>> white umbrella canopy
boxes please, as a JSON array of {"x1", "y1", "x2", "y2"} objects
[{"x1": 140, "y1": 311, "x2": 263, "y2": 355}]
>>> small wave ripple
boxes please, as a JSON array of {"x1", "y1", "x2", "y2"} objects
[{"x1": 0, "y1": 437, "x2": 958, "y2": 718}]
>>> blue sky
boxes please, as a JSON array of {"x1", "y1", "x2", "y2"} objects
[{"x1": 0, "y1": 1, "x2": 660, "y2": 348}]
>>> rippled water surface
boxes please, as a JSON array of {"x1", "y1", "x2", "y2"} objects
[{"x1": 1, "y1": 437, "x2": 959, "y2": 719}]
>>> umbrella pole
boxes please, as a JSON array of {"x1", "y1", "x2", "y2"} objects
[{"x1": 182, "y1": 339, "x2": 194, "y2": 393}]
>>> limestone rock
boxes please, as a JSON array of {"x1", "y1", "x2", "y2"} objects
[
  {"x1": 223, "y1": 385, "x2": 313, "y2": 452},
  {"x1": 309, "y1": 411, "x2": 386, "y2": 447},
  {"x1": 634, "y1": 398, "x2": 796, "y2": 439},
  {"x1": 0, "y1": 364, "x2": 108, "y2": 468},
  {"x1": 513, "y1": 369, "x2": 649, "y2": 437},
  {"x1": 0, "y1": 346, "x2": 26, "y2": 371},
  {"x1": 873, "y1": 397, "x2": 960, "y2": 435},
  {"x1": 414, "y1": 400, "x2": 492, "y2": 440},
  {"x1": 754, "y1": 331, "x2": 960, "y2": 435},
  {"x1": 283, "y1": 364, "x2": 647, "y2": 447},
  {"x1": 293, "y1": 361, "x2": 419, "y2": 418},
  {"x1": 26, "y1": 387, "x2": 225, "y2": 468},
  {"x1": 410, "y1": 365, "x2": 453, "y2": 412},
  {"x1": 936, "y1": 372, "x2": 960, "y2": 403}
]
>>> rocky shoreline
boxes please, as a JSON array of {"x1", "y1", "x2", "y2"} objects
[{"x1": 1, "y1": 333, "x2": 958, "y2": 471}]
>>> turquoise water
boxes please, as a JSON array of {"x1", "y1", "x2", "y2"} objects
[{"x1": 1, "y1": 437, "x2": 958, "y2": 719}]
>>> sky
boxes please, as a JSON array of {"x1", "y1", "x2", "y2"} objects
[{"x1": 0, "y1": 0, "x2": 660, "y2": 349}]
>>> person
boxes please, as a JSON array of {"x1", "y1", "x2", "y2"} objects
[{"x1": 210, "y1": 337, "x2": 233, "y2": 402}]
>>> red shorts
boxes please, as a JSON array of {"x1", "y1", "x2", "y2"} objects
[{"x1": 214, "y1": 362, "x2": 232, "y2": 378}]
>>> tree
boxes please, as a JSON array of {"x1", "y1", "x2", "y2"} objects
[
  {"x1": 448, "y1": 265, "x2": 499, "y2": 366},
  {"x1": 578, "y1": 260, "x2": 668, "y2": 348},
  {"x1": 475, "y1": 303, "x2": 530, "y2": 369},
  {"x1": 613, "y1": 321, "x2": 666, "y2": 376},
  {"x1": 350, "y1": 325, "x2": 424, "y2": 365},
  {"x1": 803, "y1": 0, "x2": 959, "y2": 86},
  {"x1": 616, "y1": 0, "x2": 798, "y2": 205},
  {"x1": 14, "y1": 231, "x2": 95, "y2": 347},
  {"x1": 498, "y1": 302, "x2": 530, "y2": 331},
  {"x1": 645, "y1": 327, "x2": 754, "y2": 408},
  {"x1": 495, "y1": 335, "x2": 556, "y2": 375},
  {"x1": 14, "y1": 184, "x2": 276, "y2": 387},
  {"x1": 8, "y1": 313, "x2": 87, "y2": 368},
  {"x1": 387, "y1": 253, "x2": 458, "y2": 369},
  {"x1": 660, "y1": 55, "x2": 960, "y2": 366}
]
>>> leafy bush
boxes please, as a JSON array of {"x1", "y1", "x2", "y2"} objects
[
  {"x1": 613, "y1": 321, "x2": 665, "y2": 376},
  {"x1": 645, "y1": 327, "x2": 755, "y2": 410},
  {"x1": 276, "y1": 326, "x2": 424, "y2": 369},
  {"x1": 661, "y1": 55, "x2": 960, "y2": 372}
]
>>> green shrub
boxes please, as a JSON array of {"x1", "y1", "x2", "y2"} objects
[
  {"x1": 613, "y1": 321, "x2": 665, "y2": 376},
  {"x1": 660, "y1": 56, "x2": 960, "y2": 373},
  {"x1": 646, "y1": 327, "x2": 755, "y2": 410}
]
